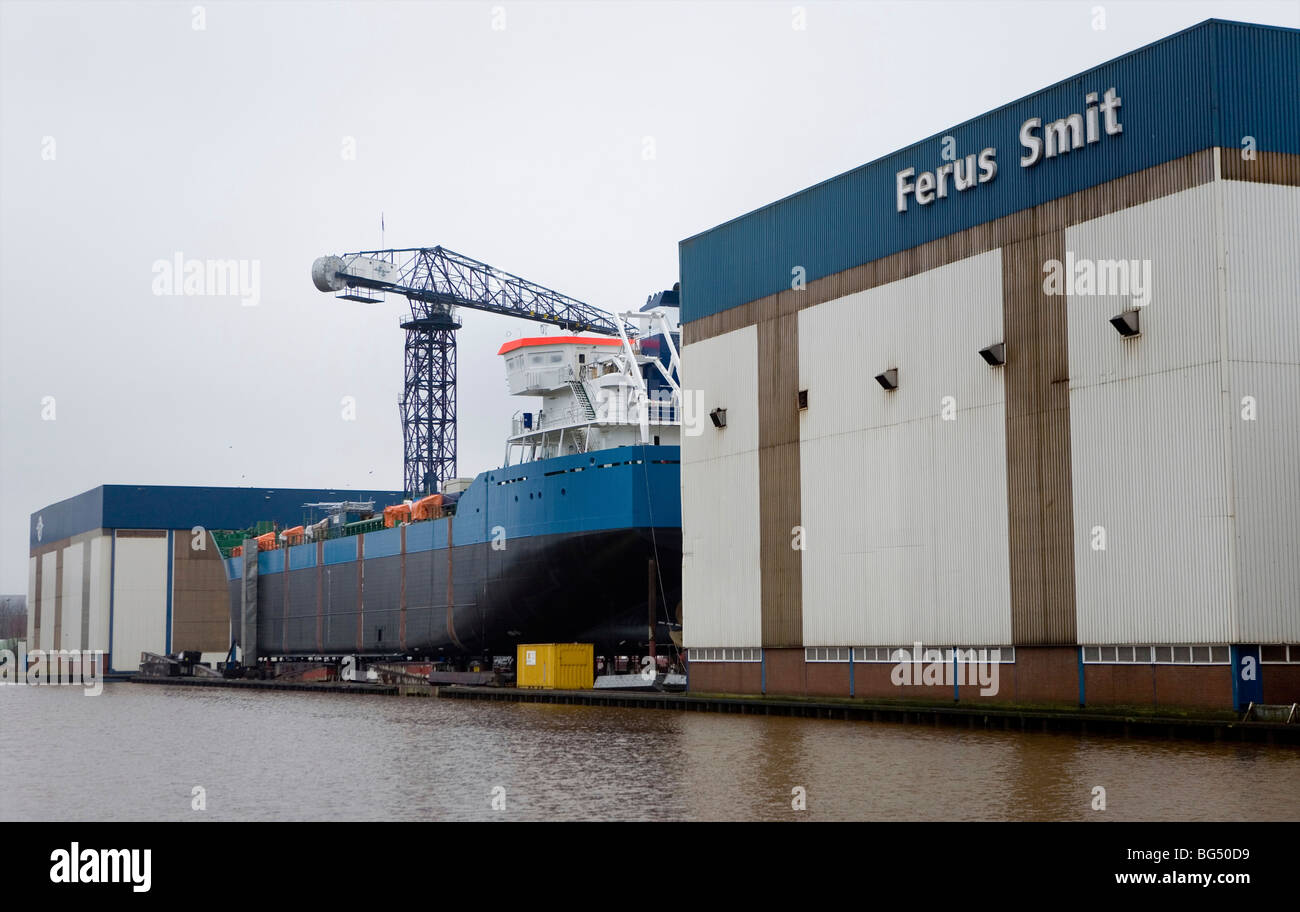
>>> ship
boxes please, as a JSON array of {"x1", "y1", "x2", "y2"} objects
[{"x1": 222, "y1": 291, "x2": 684, "y2": 662}]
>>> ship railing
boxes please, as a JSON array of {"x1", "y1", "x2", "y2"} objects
[
  {"x1": 539, "y1": 405, "x2": 583, "y2": 430},
  {"x1": 641, "y1": 400, "x2": 679, "y2": 425},
  {"x1": 511, "y1": 409, "x2": 550, "y2": 437}
]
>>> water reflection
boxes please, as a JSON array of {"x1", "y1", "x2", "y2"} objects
[{"x1": 0, "y1": 684, "x2": 1295, "y2": 821}]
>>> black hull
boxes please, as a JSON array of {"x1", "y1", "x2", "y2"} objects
[{"x1": 233, "y1": 527, "x2": 682, "y2": 657}]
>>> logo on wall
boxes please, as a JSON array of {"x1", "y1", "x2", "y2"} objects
[{"x1": 35, "y1": 515, "x2": 43, "y2": 542}]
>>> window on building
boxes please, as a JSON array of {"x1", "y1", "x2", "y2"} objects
[
  {"x1": 804, "y1": 647, "x2": 850, "y2": 662},
  {"x1": 691, "y1": 647, "x2": 760, "y2": 663},
  {"x1": 1260, "y1": 645, "x2": 1300, "y2": 664},
  {"x1": 1082, "y1": 644, "x2": 1231, "y2": 665}
]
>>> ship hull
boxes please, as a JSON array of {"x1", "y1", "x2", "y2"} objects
[{"x1": 227, "y1": 445, "x2": 682, "y2": 658}]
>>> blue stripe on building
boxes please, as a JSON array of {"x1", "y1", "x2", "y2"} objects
[
  {"x1": 677, "y1": 20, "x2": 1300, "y2": 323},
  {"x1": 30, "y1": 485, "x2": 405, "y2": 548}
]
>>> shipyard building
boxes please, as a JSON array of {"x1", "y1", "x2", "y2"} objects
[
  {"x1": 26, "y1": 485, "x2": 401, "y2": 674},
  {"x1": 678, "y1": 20, "x2": 1300, "y2": 711}
]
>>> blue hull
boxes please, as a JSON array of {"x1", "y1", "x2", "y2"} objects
[{"x1": 227, "y1": 445, "x2": 681, "y2": 656}]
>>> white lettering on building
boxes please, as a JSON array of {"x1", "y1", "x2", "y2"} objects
[{"x1": 894, "y1": 87, "x2": 1123, "y2": 213}]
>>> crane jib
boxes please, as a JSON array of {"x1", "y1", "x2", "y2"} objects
[{"x1": 313, "y1": 244, "x2": 630, "y2": 495}]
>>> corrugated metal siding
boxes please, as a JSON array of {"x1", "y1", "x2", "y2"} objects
[
  {"x1": 1223, "y1": 181, "x2": 1300, "y2": 642},
  {"x1": 100, "y1": 486, "x2": 404, "y2": 538},
  {"x1": 59, "y1": 542, "x2": 83, "y2": 651},
  {"x1": 1067, "y1": 184, "x2": 1234, "y2": 644},
  {"x1": 679, "y1": 21, "x2": 1299, "y2": 324},
  {"x1": 1212, "y1": 23, "x2": 1300, "y2": 153},
  {"x1": 40, "y1": 552, "x2": 56, "y2": 651},
  {"x1": 681, "y1": 326, "x2": 762, "y2": 648},
  {"x1": 88, "y1": 536, "x2": 110, "y2": 654},
  {"x1": 53, "y1": 549, "x2": 62, "y2": 650},
  {"x1": 1222, "y1": 182, "x2": 1300, "y2": 364},
  {"x1": 26, "y1": 556, "x2": 37, "y2": 646},
  {"x1": 110, "y1": 535, "x2": 168, "y2": 671},
  {"x1": 172, "y1": 531, "x2": 229, "y2": 653},
  {"x1": 798, "y1": 250, "x2": 1012, "y2": 646},
  {"x1": 29, "y1": 487, "x2": 103, "y2": 550},
  {"x1": 30, "y1": 485, "x2": 406, "y2": 550},
  {"x1": 1002, "y1": 229, "x2": 1078, "y2": 646},
  {"x1": 757, "y1": 307, "x2": 803, "y2": 647},
  {"x1": 1221, "y1": 150, "x2": 1300, "y2": 186},
  {"x1": 685, "y1": 151, "x2": 1217, "y2": 349}
]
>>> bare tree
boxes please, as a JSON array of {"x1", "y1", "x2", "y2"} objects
[{"x1": 0, "y1": 596, "x2": 26, "y2": 639}]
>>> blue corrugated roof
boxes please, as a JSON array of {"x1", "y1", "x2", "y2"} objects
[
  {"x1": 29, "y1": 485, "x2": 405, "y2": 548},
  {"x1": 677, "y1": 19, "x2": 1300, "y2": 323}
]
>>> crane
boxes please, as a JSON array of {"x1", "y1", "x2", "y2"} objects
[{"x1": 311, "y1": 246, "x2": 626, "y2": 497}]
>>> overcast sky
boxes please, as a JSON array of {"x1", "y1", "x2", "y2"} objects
[{"x1": 1, "y1": 0, "x2": 1295, "y2": 593}]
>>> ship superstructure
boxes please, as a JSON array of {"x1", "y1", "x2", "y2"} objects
[{"x1": 502, "y1": 302, "x2": 682, "y2": 464}]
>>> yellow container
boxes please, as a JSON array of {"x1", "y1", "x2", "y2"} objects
[{"x1": 516, "y1": 643, "x2": 594, "y2": 690}]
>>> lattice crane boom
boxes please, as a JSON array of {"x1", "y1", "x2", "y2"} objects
[{"x1": 311, "y1": 246, "x2": 625, "y2": 497}]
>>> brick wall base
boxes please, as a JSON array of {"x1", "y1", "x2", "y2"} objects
[{"x1": 686, "y1": 646, "x2": 1300, "y2": 712}]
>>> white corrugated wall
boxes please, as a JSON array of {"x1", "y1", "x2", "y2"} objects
[
  {"x1": 798, "y1": 249, "x2": 1011, "y2": 646},
  {"x1": 110, "y1": 534, "x2": 168, "y2": 671},
  {"x1": 1223, "y1": 180, "x2": 1300, "y2": 643},
  {"x1": 88, "y1": 535, "x2": 111, "y2": 656},
  {"x1": 59, "y1": 542, "x2": 83, "y2": 651},
  {"x1": 1067, "y1": 183, "x2": 1234, "y2": 644},
  {"x1": 26, "y1": 556, "x2": 37, "y2": 646},
  {"x1": 39, "y1": 552, "x2": 56, "y2": 651},
  {"x1": 681, "y1": 325, "x2": 762, "y2": 648}
]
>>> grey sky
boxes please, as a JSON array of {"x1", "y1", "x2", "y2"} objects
[{"x1": 2, "y1": 0, "x2": 1295, "y2": 593}]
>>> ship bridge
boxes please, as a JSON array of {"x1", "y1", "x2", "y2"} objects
[{"x1": 499, "y1": 310, "x2": 682, "y2": 465}]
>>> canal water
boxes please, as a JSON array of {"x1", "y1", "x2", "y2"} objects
[{"x1": 1, "y1": 683, "x2": 1297, "y2": 821}]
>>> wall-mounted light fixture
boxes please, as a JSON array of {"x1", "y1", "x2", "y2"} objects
[
  {"x1": 1109, "y1": 310, "x2": 1141, "y2": 338},
  {"x1": 709, "y1": 407, "x2": 727, "y2": 428},
  {"x1": 978, "y1": 342, "x2": 1006, "y2": 366},
  {"x1": 874, "y1": 368, "x2": 899, "y2": 391}
]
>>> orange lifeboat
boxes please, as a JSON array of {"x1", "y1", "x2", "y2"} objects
[
  {"x1": 383, "y1": 503, "x2": 413, "y2": 528},
  {"x1": 281, "y1": 526, "x2": 305, "y2": 546},
  {"x1": 411, "y1": 493, "x2": 443, "y2": 521},
  {"x1": 255, "y1": 531, "x2": 278, "y2": 552}
]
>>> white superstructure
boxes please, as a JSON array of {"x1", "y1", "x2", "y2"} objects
[{"x1": 501, "y1": 307, "x2": 682, "y2": 465}]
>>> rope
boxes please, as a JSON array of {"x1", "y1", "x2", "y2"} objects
[{"x1": 639, "y1": 443, "x2": 681, "y2": 667}]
